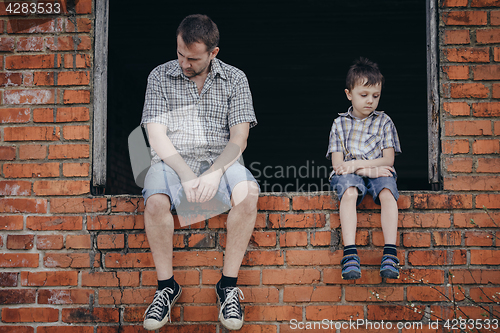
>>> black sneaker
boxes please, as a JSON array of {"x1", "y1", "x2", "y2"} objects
[
  {"x1": 143, "y1": 282, "x2": 182, "y2": 331},
  {"x1": 215, "y1": 281, "x2": 244, "y2": 330}
]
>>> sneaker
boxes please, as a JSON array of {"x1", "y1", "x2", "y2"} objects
[
  {"x1": 143, "y1": 282, "x2": 182, "y2": 331},
  {"x1": 341, "y1": 254, "x2": 361, "y2": 280},
  {"x1": 215, "y1": 281, "x2": 244, "y2": 330},
  {"x1": 380, "y1": 254, "x2": 400, "y2": 279}
]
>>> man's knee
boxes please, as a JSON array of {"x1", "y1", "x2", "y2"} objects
[
  {"x1": 145, "y1": 194, "x2": 172, "y2": 217},
  {"x1": 231, "y1": 181, "x2": 259, "y2": 212}
]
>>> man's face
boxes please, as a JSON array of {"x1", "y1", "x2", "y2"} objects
[
  {"x1": 345, "y1": 81, "x2": 382, "y2": 119},
  {"x1": 177, "y1": 34, "x2": 219, "y2": 78}
]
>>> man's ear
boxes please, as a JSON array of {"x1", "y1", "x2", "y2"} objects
[
  {"x1": 345, "y1": 89, "x2": 352, "y2": 101},
  {"x1": 210, "y1": 47, "x2": 220, "y2": 60}
]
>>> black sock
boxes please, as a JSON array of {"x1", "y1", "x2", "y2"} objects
[
  {"x1": 158, "y1": 275, "x2": 175, "y2": 290},
  {"x1": 219, "y1": 274, "x2": 237, "y2": 289},
  {"x1": 344, "y1": 245, "x2": 357, "y2": 256},
  {"x1": 383, "y1": 244, "x2": 397, "y2": 256}
]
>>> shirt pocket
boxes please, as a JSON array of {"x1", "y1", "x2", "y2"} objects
[{"x1": 364, "y1": 134, "x2": 382, "y2": 158}]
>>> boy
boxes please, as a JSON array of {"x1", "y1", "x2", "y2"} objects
[{"x1": 326, "y1": 58, "x2": 402, "y2": 280}]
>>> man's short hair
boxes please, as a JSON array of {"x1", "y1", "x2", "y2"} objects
[
  {"x1": 346, "y1": 57, "x2": 385, "y2": 90},
  {"x1": 176, "y1": 14, "x2": 220, "y2": 52}
]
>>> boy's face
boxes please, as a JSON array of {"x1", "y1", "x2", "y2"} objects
[{"x1": 345, "y1": 81, "x2": 382, "y2": 119}]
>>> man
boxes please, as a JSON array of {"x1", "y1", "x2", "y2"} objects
[{"x1": 140, "y1": 14, "x2": 259, "y2": 331}]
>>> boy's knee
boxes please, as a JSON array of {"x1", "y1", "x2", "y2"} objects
[
  {"x1": 378, "y1": 188, "x2": 395, "y2": 202},
  {"x1": 342, "y1": 187, "x2": 359, "y2": 201}
]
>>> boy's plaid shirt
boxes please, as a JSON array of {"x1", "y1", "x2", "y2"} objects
[
  {"x1": 141, "y1": 58, "x2": 257, "y2": 175},
  {"x1": 326, "y1": 107, "x2": 402, "y2": 172}
]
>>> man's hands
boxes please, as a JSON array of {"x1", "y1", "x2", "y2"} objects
[
  {"x1": 180, "y1": 168, "x2": 223, "y2": 203},
  {"x1": 355, "y1": 166, "x2": 394, "y2": 178}
]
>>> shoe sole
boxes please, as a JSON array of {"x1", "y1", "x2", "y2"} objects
[
  {"x1": 341, "y1": 271, "x2": 361, "y2": 280},
  {"x1": 215, "y1": 285, "x2": 244, "y2": 330},
  {"x1": 143, "y1": 286, "x2": 182, "y2": 331},
  {"x1": 380, "y1": 270, "x2": 399, "y2": 279}
]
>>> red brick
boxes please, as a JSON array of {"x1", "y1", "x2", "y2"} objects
[
  {"x1": 465, "y1": 231, "x2": 494, "y2": 246},
  {"x1": 0, "y1": 254, "x2": 39, "y2": 268},
  {"x1": 443, "y1": 102, "x2": 470, "y2": 116},
  {"x1": 310, "y1": 231, "x2": 331, "y2": 246},
  {"x1": 248, "y1": 231, "x2": 276, "y2": 247},
  {"x1": 3, "y1": 162, "x2": 59, "y2": 178},
  {"x1": 4, "y1": 126, "x2": 59, "y2": 141},
  {"x1": 472, "y1": 102, "x2": 500, "y2": 116},
  {"x1": 66, "y1": 234, "x2": 91, "y2": 249},
  {"x1": 38, "y1": 289, "x2": 94, "y2": 306},
  {"x1": 450, "y1": 269, "x2": 500, "y2": 284},
  {"x1": 408, "y1": 286, "x2": 464, "y2": 302},
  {"x1": 323, "y1": 268, "x2": 382, "y2": 285},
  {"x1": 63, "y1": 54, "x2": 91, "y2": 69},
  {"x1": 32, "y1": 108, "x2": 53, "y2": 122},
  {"x1": 0, "y1": 73, "x2": 23, "y2": 87},
  {"x1": 65, "y1": 18, "x2": 92, "y2": 32},
  {"x1": 62, "y1": 308, "x2": 119, "y2": 323},
  {"x1": 372, "y1": 230, "x2": 401, "y2": 247},
  {"x1": 433, "y1": 231, "x2": 461, "y2": 246},
  {"x1": 33, "y1": 71, "x2": 54, "y2": 86},
  {"x1": 444, "y1": 47, "x2": 490, "y2": 63},
  {"x1": 257, "y1": 196, "x2": 290, "y2": 210},
  {"x1": 390, "y1": 269, "x2": 445, "y2": 285},
  {"x1": 99, "y1": 288, "x2": 155, "y2": 305},
  {"x1": 286, "y1": 249, "x2": 342, "y2": 266},
  {"x1": 445, "y1": 175, "x2": 500, "y2": 191},
  {"x1": 445, "y1": 120, "x2": 492, "y2": 136},
  {"x1": 50, "y1": 198, "x2": 107, "y2": 213},
  {"x1": 46, "y1": 36, "x2": 91, "y2": 51},
  {"x1": 0, "y1": 198, "x2": 47, "y2": 213},
  {"x1": 292, "y1": 194, "x2": 337, "y2": 210},
  {"x1": 62, "y1": 125, "x2": 90, "y2": 141},
  {"x1": 403, "y1": 232, "x2": 431, "y2": 247},
  {"x1": 305, "y1": 305, "x2": 363, "y2": 321},
  {"x1": 74, "y1": 0, "x2": 92, "y2": 14},
  {"x1": 56, "y1": 107, "x2": 90, "y2": 122},
  {"x1": 7, "y1": 234, "x2": 34, "y2": 250},
  {"x1": 496, "y1": 47, "x2": 500, "y2": 62},
  {"x1": 366, "y1": 305, "x2": 424, "y2": 321},
  {"x1": 345, "y1": 286, "x2": 404, "y2": 302},
  {"x1": 36, "y1": 235, "x2": 64, "y2": 250},
  {"x1": 470, "y1": 287, "x2": 500, "y2": 304},
  {"x1": 23, "y1": 72, "x2": 33, "y2": 86},
  {"x1": 476, "y1": 193, "x2": 500, "y2": 208},
  {"x1": 245, "y1": 305, "x2": 302, "y2": 321},
  {"x1": 111, "y1": 197, "x2": 145, "y2": 212},
  {"x1": 473, "y1": 64, "x2": 500, "y2": 80},
  {"x1": 3, "y1": 89, "x2": 56, "y2": 105},
  {"x1": 0, "y1": 289, "x2": 36, "y2": 304},
  {"x1": 471, "y1": 0, "x2": 500, "y2": 6},
  {"x1": 444, "y1": 65, "x2": 470, "y2": 80},
  {"x1": 442, "y1": 139, "x2": 470, "y2": 154},
  {"x1": 269, "y1": 213, "x2": 326, "y2": 228},
  {"x1": 238, "y1": 287, "x2": 280, "y2": 303},
  {"x1": 450, "y1": 83, "x2": 489, "y2": 98},
  {"x1": 444, "y1": 157, "x2": 473, "y2": 172},
  {"x1": 476, "y1": 157, "x2": 500, "y2": 172},
  {"x1": 97, "y1": 234, "x2": 125, "y2": 249},
  {"x1": 0, "y1": 146, "x2": 16, "y2": 160},
  {"x1": 442, "y1": 0, "x2": 468, "y2": 6},
  {"x1": 279, "y1": 231, "x2": 307, "y2": 247},
  {"x1": 444, "y1": 29, "x2": 470, "y2": 44},
  {"x1": 62, "y1": 162, "x2": 89, "y2": 177},
  {"x1": 414, "y1": 193, "x2": 472, "y2": 209},
  {"x1": 16, "y1": 37, "x2": 44, "y2": 51},
  {"x1": 106, "y1": 251, "x2": 222, "y2": 268},
  {"x1": 82, "y1": 272, "x2": 140, "y2": 287},
  {"x1": 442, "y1": 11, "x2": 488, "y2": 25},
  {"x1": 187, "y1": 233, "x2": 215, "y2": 248},
  {"x1": 496, "y1": 120, "x2": 500, "y2": 134},
  {"x1": 470, "y1": 249, "x2": 500, "y2": 264},
  {"x1": 263, "y1": 268, "x2": 320, "y2": 285},
  {"x1": 6, "y1": 55, "x2": 60, "y2": 69},
  {"x1": 0, "y1": 272, "x2": 18, "y2": 287},
  {"x1": 476, "y1": 28, "x2": 500, "y2": 44},
  {"x1": 58, "y1": 71, "x2": 90, "y2": 86},
  {"x1": 183, "y1": 305, "x2": 218, "y2": 322},
  {"x1": 0, "y1": 180, "x2": 31, "y2": 196},
  {"x1": 493, "y1": 10, "x2": 500, "y2": 25},
  {"x1": 7, "y1": 18, "x2": 63, "y2": 33},
  {"x1": 87, "y1": 215, "x2": 144, "y2": 230},
  {"x1": 2, "y1": 307, "x2": 58, "y2": 323},
  {"x1": 19, "y1": 144, "x2": 47, "y2": 159},
  {"x1": 63, "y1": 89, "x2": 90, "y2": 104},
  {"x1": 283, "y1": 286, "x2": 341, "y2": 303},
  {"x1": 0, "y1": 216, "x2": 24, "y2": 231},
  {"x1": 472, "y1": 139, "x2": 499, "y2": 154},
  {"x1": 454, "y1": 211, "x2": 500, "y2": 228},
  {"x1": 21, "y1": 271, "x2": 78, "y2": 287},
  {"x1": 33, "y1": 180, "x2": 89, "y2": 195},
  {"x1": 242, "y1": 250, "x2": 284, "y2": 266},
  {"x1": 44, "y1": 253, "x2": 100, "y2": 268},
  {"x1": 0, "y1": 36, "x2": 15, "y2": 51},
  {"x1": 26, "y1": 216, "x2": 82, "y2": 231},
  {"x1": 408, "y1": 250, "x2": 466, "y2": 266}
]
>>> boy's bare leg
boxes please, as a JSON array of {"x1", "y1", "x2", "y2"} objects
[
  {"x1": 144, "y1": 193, "x2": 175, "y2": 280},
  {"x1": 339, "y1": 187, "x2": 359, "y2": 246},
  {"x1": 223, "y1": 181, "x2": 259, "y2": 277},
  {"x1": 378, "y1": 188, "x2": 398, "y2": 245}
]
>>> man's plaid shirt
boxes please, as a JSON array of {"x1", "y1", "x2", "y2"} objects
[
  {"x1": 141, "y1": 58, "x2": 257, "y2": 175},
  {"x1": 326, "y1": 107, "x2": 402, "y2": 175}
]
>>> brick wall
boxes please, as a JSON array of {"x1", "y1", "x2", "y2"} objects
[{"x1": 0, "y1": 1, "x2": 499, "y2": 332}]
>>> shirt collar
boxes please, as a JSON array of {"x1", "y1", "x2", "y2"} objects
[
  {"x1": 166, "y1": 58, "x2": 227, "y2": 80},
  {"x1": 338, "y1": 106, "x2": 383, "y2": 119}
]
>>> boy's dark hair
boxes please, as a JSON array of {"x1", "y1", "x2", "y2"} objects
[
  {"x1": 346, "y1": 57, "x2": 384, "y2": 91},
  {"x1": 176, "y1": 14, "x2": 220, "y2": 52}
]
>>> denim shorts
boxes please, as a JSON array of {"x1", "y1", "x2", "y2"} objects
[
  {"x1": 329, "y1": 172, "x2": 399, "y2": 206},
  {"x1": 142, "y1": 160, "x2": 259, "y2": 210}
]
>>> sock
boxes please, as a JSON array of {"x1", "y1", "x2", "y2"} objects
[
  {"x1": 158, "y1": 275, "x2": 175, "y2": 290},
  {"x1": 343, "y1": 245, "x2": 357, "y2": 256},
  {"x1": 383, "y1": 244, "x2": 397, "y2": 256},
  {"x1": 219, "y1": 274, "x2": 238, "y2": 289}
]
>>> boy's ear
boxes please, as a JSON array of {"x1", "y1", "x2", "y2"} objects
[{"x1": 345, "y1": 89, "x2": 352, "y2": 101}]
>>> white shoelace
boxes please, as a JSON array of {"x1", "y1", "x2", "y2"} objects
[
  {"x1": 144, "y1": 287, "x2": 174, "y2": 322},
  {"x1": 220, "y1": 287, "x2": 244, "y2": 318}
]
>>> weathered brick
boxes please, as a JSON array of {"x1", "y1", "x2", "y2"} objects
[
  {"x1": 62, "y1": 308, "x2": 119, "y2": 323},
  {"x1": 283, "y1": 286, "x2": 341, "y2": 303},
  {"x1": 470, "y1": 249, "x2": 500, "y2": 264},
  {"x1": 0, "y1": 146, "x2": 16, "y2": 160},
  {"x1": 450, "y1": 269, "x2": 500, "y2": 284},
  {"x1": 476, "y1": 28, "x2": 500, "y2": 44},
  {"x1": 99, "y1": 288, "x2": 155, "y2": 305},
  {"x1": 269, "y1": 213, "x2": 326, "y2": 228},
  {"x1": 444, "y1": 29, "x2": 470, "y2": 44},
  {"x1": 7, "y1": 234, "x2": 34, "y2": 250},
  {"x1": 0, "y1": 254, "x2": 39, "y2": 268},
  {"x1": 442, "y1": 11, "x2": 488, "y2": 26},
  {"x1": 63, "y1": 54, "x2": 91, "y2": 69},
  {"x1": 4, "y1": 126, "x2": 59, "y2": 141},
  {"x1": 46, "y1": 36, "x2": 91, "y2": 51},
  {"x1": 66, "y1": 234, "x2": 91, "y2": 249},
  {"x1": 183, "y1": 306, "x2": 218, "y2": 322},
  {"x1": 492, "y1": 10, "x2": 500, "y2": 25},
  {"x1": 279, "y1": 231, "x2": 307, "y2": 247},
  {"x1": 111, "y1": 197, "x2": 145, "y2": 212},
  {"x1": 473, "y1": 64, "x2": 500, "y2": 80},
  {"x1": 0, "y1": 36, "x2": 15, "y2": 51},
  {"x1": 0, "y1": 289, "x2": 36, "y2": 304},
  {"x1": 471, "y1": 0, "x2": 500, "y2": 6},
  {"x1": 33, "y1": 180, "x2": 89, "y2": 196},
  {"x1": 414, "y1": 193, "x2": 472, "y2": 209},
  {"x1": 443, "y1": 65, "x2": 470, "y2": 80},
  {"x1": 450, "y1": 83, "x2": 489, "y2": 98},
  {"x1": 106, "y1": 251, "x2": 222, "y2": 268},
  {"x1": 444, "y1": 175, "x2": 500, "y2": 191},
  {"x1": 249, "y1": 231, "x2": 276, "y2": 247},
  {"x1": 33, "y1": 71, "x2": 54, "y2": 86},
  {"x1": 366, "y1": 305, "x2": 424, "y2": 321},
  {"x1": 82, "y1": 271, "x2": 140, "y2": 287},
  {"x1": 465, "y1": 231, "x2": 494, "y2": 246},
  {"x1": 242, "y1": 250, "x2": 284, "y2": 266},
  {"x1": 0, "y1": 198, "x2": 47, "y2": 213},
  {"x1": 2, "y1": 307, "x2": 59, "y2": 323},
  {"x1": 408, "y1": 250, "x2": 466, "y2": 266},
  {"x1": 443, "y1": 102, "x2": 470, "y2": 116},
  {"x1": 16, "y1": 37, "x2": 43, "y2": 51},
  {"x1": 263, "y1": 269, "x2": 320, "y2": 285},
  {"x1": 87, "y1": 215, "x2": 144, "y2": 230},
  {"x1": 472, "y1": 102, "x2": 500, "y2": 117},
  {"x1": 0, "y1": 272, "x2": 18, "y2": 287},
  {"x1": 0, "y1": 180, "x2": 31, "y2": 196},
  {"x1": 305, "y1": 305, "x2": 363, "y2": 321},
  {"x1": 442, "y1": 139, "x2": 470, "y2": 154},
  {"x1": 65, "y1": 18, "x2": 92, "y2": 33},
  {"x1": 403, "y1": 232, "x2": 431, "y2": 247},
  {"x1": 7, "y1": 19, "x2": 63, "y2": 33},
  {"x1": 292, "y1": 195, "x2": 337, "y2": 210},
  {"x1": 21, "y1": 271, "x2": 78, "y2": 287},
  {"x1": 0, "y1": 108, "x2": 29, "y2": 123},
  {"x1": 19, "y1": 144, "x2": 47, "y2": 159},
  {"x1": 245, "y1": 305, "x2": 302, "y2": 321},
  {"x1": 433, "y1": 231, "x2": 461, "y2": 246},
  {"x1": 444, "y1": 157, "x2": 473, "y2": 172},
  {"x1": 407, "y1": 286, "x2": 463, "y2": 302},
  {"x1": 50, "y1": 197, "x2": 107, "y2": 213},
  {"x1": 476, "y1": 193, "x2": 500, "y2": 208},
  {"x1": 257, "y1": 196, "x2": 290, "y2": 211},
  {"x1": 38, "y1": 289, "x2": 94, "y2": 305},
  {"x1": 63, "y1": 89, "x2": 91, "y2": 104},
  {"x1": 454, "y1": 211, "x2": 500, "y2": 228},
  {"x1": 445, "y1": 120, "x2": 492, "y2": 136},
  {"x1": 472, "y1": 139, "x2": 499, "y2": 154},
  {"x1": 62, "y1": 126, "x2": 89, "y2": 141},
  {"x1": 3, "y1": 162, "x2": 59, "y2": 178},
  {"x1": 345, "y1": 286, "x2": 404, "y2": 302},
  {"x1": 62, "y1": 162, "x2": 90, "y2": 177},
  {"x1": 476, "y1": 157, "x2": 500, "y2": 172},
  {"x1": 36, "y1": 235, "x2": 64, "y2": 250},
  {"x1": 390, "y1": 269, "x2": 445, "y2": 285},
  {"x1": 286, "y1": 249, "x2": 342, "y2": 266},
  {"x1": 26, "y1": 216, "x2": 82, "y2": 231},
  {"x1": 310, "y1": 231, "x2": 332, "y2": 246},
  {"x1": 97, "y1": 234, "x2": 125, "y2": 249},
  {"x1": 442, "y1": 0, "x2": 468, "y2": 7},
  {"x1": 0, "y1": 216, "x2": 24, "y2": 230}
]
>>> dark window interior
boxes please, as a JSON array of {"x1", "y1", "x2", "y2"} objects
[{"x1": 107, "y1": 0, "x2": 429, "y2": 194}]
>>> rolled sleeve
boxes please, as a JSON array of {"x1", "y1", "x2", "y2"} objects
[
  {"x1": 326, "y1": 123, "x2": 342, "y2": 159},
  {"x1": 228, "y1": 75, "x2": 257, "y2": 129},
  {"x1": 381, "y1": 120, "x2": 402, "y2": 154}
]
